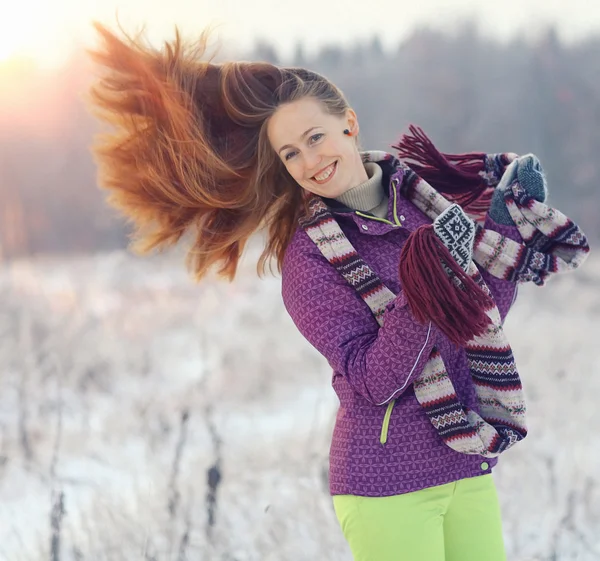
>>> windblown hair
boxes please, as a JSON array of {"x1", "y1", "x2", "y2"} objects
[{"x1": 87, "y1": 23, "x2": 350, "y2": 281}]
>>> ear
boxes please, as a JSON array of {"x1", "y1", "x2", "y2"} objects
[{"x1": 345, "y1": 108, "x2": 360, "y2": 136}]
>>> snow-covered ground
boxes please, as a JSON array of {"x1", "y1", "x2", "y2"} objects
[{"x1": 0, "y1": 243, "x2": 598, "y2": 561}]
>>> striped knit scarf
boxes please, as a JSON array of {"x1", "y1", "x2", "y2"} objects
[{"x1": 299, "y1": 150, "x2": 589, "y2": 458}]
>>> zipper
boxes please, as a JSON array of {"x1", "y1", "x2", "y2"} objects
[
  {"x1": 355, "y1": 177, "x2": 403, "y2": 445},
  {"x1": 355, "y1": 178, "x2": 403, "y2": 228},
  {"x1": 391, "y1": 178, "x2": 402, "y2": 226},
  {"x1": 380, "y1": 399, "x2": 396, "y2": 445}
]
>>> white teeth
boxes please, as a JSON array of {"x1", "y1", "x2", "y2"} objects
[{"x1": 314, "y1": 163, "x2": 335, "y2": 181}]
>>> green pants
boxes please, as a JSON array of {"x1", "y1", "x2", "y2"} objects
[{"x1": 333, "y1": 474, "x2": 506, "y2": 561}]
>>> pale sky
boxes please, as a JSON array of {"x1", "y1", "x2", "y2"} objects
[{"x1": 2, "y1": 0, "x2": 600, "y2": 68}]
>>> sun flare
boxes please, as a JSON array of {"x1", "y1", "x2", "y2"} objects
[
  {"x1": 0, "y1": 0, "x2": 59, "y2": 64},
  {"x1": 0, "y1": 28, "x2": 25, "y2": 63}
]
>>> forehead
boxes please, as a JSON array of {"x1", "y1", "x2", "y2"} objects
[{"x1": 267, "y1": 97, "x2": 332, "y2": 146}]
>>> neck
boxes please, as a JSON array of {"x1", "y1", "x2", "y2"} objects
[{"x1": 345, "y1": 152, "x2": 369, "y2": 188}]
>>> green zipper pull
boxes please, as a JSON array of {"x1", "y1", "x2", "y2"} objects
[
  {"x1": 380, "y1": 399, "x2": 396, "y2": 445},
  {"x1": 391, "y1": 179, "x2": 402, "y2": 227}
]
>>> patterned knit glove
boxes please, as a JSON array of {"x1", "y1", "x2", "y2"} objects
[
  {"x1": 433, "y1": 204, "x2": 475, "y2": 273},
  {"x1": 400, "y1": 203, "x2": 493, "y2": 346},
  {"x1": 489, "y1": 154, "x2": 548, "y2": 225}
]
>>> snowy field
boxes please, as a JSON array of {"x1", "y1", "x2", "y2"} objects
[{"x1": 0, "y1": 241, "x2": 598, "y2": 561}]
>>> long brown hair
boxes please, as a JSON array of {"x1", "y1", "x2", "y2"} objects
[{"x1": 87, "y1": 23, "x2": 351, "y2": 281}]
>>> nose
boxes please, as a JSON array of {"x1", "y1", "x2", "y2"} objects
[{"x1": 304, "y1": 151, "x2": 323, "y2": 174}]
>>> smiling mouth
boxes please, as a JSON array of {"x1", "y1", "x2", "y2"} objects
[{"x1": 312, "y1": 161, "x2": 338, "y2": 185}]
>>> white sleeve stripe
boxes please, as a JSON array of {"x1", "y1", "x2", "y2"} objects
[{"x1": 375, "y1": 322, "x2": 433, "y2": 406}]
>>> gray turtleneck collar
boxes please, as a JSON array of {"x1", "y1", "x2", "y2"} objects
[{"x1": 333, "y1": 162, "x2": 389, "y2": 219}]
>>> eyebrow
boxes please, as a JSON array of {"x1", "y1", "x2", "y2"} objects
[{"x1": 278, "y1": 127, "x2": 320, "y2": 154}]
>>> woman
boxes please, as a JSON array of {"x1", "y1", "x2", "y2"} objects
[{"x1": 88, "y1": 24, "x2": 589, "y2": 561}]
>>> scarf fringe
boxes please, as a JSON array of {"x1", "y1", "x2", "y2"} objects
[
  {"x1": 393, "y1": 125, "x2": 489, "y2": 208},
  {"x1": 398, "y1": 224, "x2": 493, "y2": 346}
]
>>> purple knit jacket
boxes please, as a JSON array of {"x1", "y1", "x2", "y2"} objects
[{"x1": 281, "y1": 161, "x2": 522, "y2": 497}]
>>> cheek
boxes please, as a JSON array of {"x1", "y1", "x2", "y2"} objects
[
  {"x1": 326, "y1": 138, "x2": 351, "y2": 162},
  {"x1": 340, "y1": 140, "x2": 355, "y2": 158},
  {"x1": 284, "y1": 160, "x2": 305, "y2": 182}
]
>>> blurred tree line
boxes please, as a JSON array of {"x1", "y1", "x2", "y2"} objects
[{"x1": 1, "y1": 24, "x2": 598, "y2": 261}]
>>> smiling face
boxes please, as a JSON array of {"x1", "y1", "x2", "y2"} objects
[{"x1": 266, "y1": 97, "x2": 368, "y2": 198}]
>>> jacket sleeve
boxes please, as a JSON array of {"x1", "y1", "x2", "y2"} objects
[
  {"x1": 478, "y1": 214, "x2": 523, "y2": 321},
  {"x1": 281, "y1": 234, "x2": 438, "y2": 406}
]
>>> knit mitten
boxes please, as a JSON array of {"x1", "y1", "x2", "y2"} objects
[
  {"x1": 433, "y1": 204, "x2": 475, "y2": 273},
  {"x1": 399, "y1": 203, "x2": 491, "y2": 346},
  {"x1": 489, "y1": 154, "x2": 548, "y2": 225}
]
